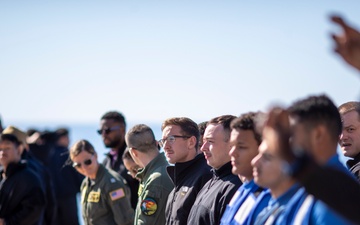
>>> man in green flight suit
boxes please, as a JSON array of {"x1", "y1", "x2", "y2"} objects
[{"x1": 125, "y1": 124, "x2": 173, "y2": 225}]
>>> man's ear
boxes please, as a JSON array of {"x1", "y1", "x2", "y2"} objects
[
  {"x1": 187, "y1": 136, "x2": 197, "y2": 149},
  {"x1": 129, "y1": 148, "x2": 138, "y2": 158}
]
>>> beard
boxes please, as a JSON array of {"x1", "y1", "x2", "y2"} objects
[{"x1": 104, "y1": 137, "x2": 122, "y2": 148}]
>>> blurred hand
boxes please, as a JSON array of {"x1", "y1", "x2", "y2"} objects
[{"x1": 331, "y1": 15, "x2": 360, "y2": 71}]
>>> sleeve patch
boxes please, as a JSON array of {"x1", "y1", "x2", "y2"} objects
[
  {"x1": 141, "y1": 198, "x2": 157, "y2": 216},
  {"x1": 109, "y1": 188, "x2": 125, "y2": 201}
]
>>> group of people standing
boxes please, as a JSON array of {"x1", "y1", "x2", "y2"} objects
[{"x1": 1, "y1": 14, "x2": 360, "y2": 225}]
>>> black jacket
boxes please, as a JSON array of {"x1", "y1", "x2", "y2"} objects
[
  {"x1": 0, "y1": 161, "x2": 46, "y2": 225},
  {"x1": 346, "y1": 153, "x2": 360, "y2": 183},
  {"x1": 165, "y1": 154, "x2": 213, "y2": 225},
  {"x1": 22, "y1": 151, "x2": 57, "y2": 225},
  {"x1": 102, "y1": 143, "x2": 139, "y2": 209},
  {"x1": 187, "y1": 162, "x2": 242, "y2": 225}
]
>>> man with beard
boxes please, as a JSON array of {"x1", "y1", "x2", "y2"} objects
[{"x1": 99, "y1": 111, "x2": 139, "y2": 209}]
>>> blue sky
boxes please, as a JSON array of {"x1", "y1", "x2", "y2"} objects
[{"x1": 1, "y1": 0, "x2": 360, "y2": 126}]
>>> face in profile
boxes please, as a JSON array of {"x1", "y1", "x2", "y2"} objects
[
  {"x1": 339, "y1": 111, "x2": 360, "y2": 158},
  {"x1": 251, "y1": 139, "x2": 287, "y2": 189},
  {"x1": 161, "y1": 125, "x2": 192, "y2": 164},
  {"x1": 229, "y1": 129, "x2": 259, "y2": 180},
  {"x1": 201, "y1": 124, "x2": 231, "y2": 169}
]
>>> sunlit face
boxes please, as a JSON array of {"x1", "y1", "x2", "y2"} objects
[
  {"x1": 162, "y1": 125, "x2": 193, "y2": 164},
  {"x1": 0, "y1": 140, "x2": 22, "y2": 168},
  {"x1": 251, "y1": 140, "x2": 286, "y2": 189},
  {"x1": 229, "y1": 129, "x2": 259, "y2": 180},
  {"x1": 339, "y1": 111, "x2": 360, "y2": 158},
  {"x1": 71, "y1": 151, "x2": 98, "y2": 178},
  {"x1": 201, "y1": 124, "x2": 231, "y2": 169},
  {"x1": 99, "y1": 119, "x2": 125, "y2": 148}
]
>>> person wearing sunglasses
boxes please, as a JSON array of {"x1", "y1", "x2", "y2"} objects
[
  {"x1": 125, "y1": 124, "x2": 173, "y2": 225},
  {"x1": 161, "y1": 117, "x2": 213, "y2": 225},
  {"x1": 70, "y1": 139, "x2": 134, "y2": 225},
  {"x1": 99, "y1": 111, "x2": 139, "y2": 210}
]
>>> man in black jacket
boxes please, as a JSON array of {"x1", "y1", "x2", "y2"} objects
[
  {"x1": 160, "y1": 117, "x2": 213, "y2": 225},
  {"x1": 0, "y1": 132, "x2": 45, "y2": 225},
  {"x1": 338, "y1": 101, "x2": 360, "y2": 182},
  {"x1": 187, "y1": 115, "x2": 242, "y2": 225}
]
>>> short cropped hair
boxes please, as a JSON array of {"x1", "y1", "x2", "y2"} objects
[
  {"x1": 162, "y1": 117, "x2": 200, "y2": 150},
  {"x1": 208, "y1": 115, "x2": 236, "y2": 142},
  {"x1": 338, "y1": 101, "x2": 360, "y2": 120},
  {"x1": 198, "y1": 121, "x2": 208, "y2": 136},
  {"x1": 101, "y1": 111, "x2": 126, "y2": 127},
  {"x1": 125, "y1": 124, "x2": 157, "y2": 152},
  {"x1": 231, "y1": 112, "x2": 262, "y2": 145},
  {"x1": 288, "y1": 95, "x2": 342, "y2": 140}
]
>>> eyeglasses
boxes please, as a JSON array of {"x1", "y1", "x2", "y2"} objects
[
  {"x1": 158, "y1": 135, "x2": 190, "y2": 148},
  {"x1": 97, "y1": 126, "x2": 121, "y2": 135},
  {"x1": 73, "y1": 155, "x2": 94, "y2": 169}
]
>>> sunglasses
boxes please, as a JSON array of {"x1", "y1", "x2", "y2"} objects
[
  {"x1": 97, "y1": 125, "x2": 121, "y2": 135},
  {"x1": 72, "y1": 155, "x2": 94, "y2": 169}
]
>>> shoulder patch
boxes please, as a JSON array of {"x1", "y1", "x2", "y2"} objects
[
  {"x1": 109, "y1": 188, "x2": 125, "y2": 201},
  {"x1": 141, "y1": 198, "x2": 157, "y2": 216}
]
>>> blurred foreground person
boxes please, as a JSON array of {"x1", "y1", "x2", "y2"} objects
[
  {"x1": 281, "y1": 95, "x2": 352, "y2": 224},
  {"x1": 331, "y1": 15, "x2": 360, "y2": 72},
  {"x1": 70, "y1": 139, "x2": 134, "y2": 225},
  {"x1": 261, "y1": 106, "x2": 360, "y2": 224},
  {"x1": 3, "y1": 126, "x2": 57, "y2": 225},
  {"x1": 51, "y1": 128, "x2": 83, "y2": 225},
  {"x1": 0, "y1": 132, "x2": 45, "y2": 225}
]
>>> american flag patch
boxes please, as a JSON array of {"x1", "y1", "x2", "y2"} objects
[{"x1": 109, "y1": 188, "x2": 125, "y2": 201}]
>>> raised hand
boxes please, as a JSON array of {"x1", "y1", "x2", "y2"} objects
[{"x1": 331, "y1": 15, "x2": 360, "y2": 71}]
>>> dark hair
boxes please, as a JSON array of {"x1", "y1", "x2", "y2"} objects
[
  {"x1": 208, "y1": 115, "x2": 236, "y2": 142},
  {"x1": 125, "y1": 124, "x2": 157, "y2": 152},
  {"x1": 288, "y1": 95, "x2": 342, "y2": 140},
  {"x1": 122, "y1": 148, "x2": 134, "y2": 161},
  {"x1": 101, "y1": 111, "x2": 126, "y2": 127},
  {"x1": 162, "y1": 117, "x2": 200, "y2": 150},
  {"x1": 198, "y1": 121, "x2": 208, "y2": 136},
  {"x1": 0, "y1": 134, "x2": 21, "y2": 146},
  {"x1": 55, "y1": 128, "x2": 69, "y2": 141},
  {"x1": 70, "y1": 139, "x2": 96, "y2": 158},
  {"x1": 231, "y1": 112, "x2": 262, "y2": 145}
]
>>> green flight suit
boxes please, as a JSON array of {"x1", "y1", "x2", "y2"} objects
[
  {"x1": 81, "y1": 164, "x2": 134, "y2": 225},
  {"x1": 134, "y1": 153, "x2": 174, "y2": 225}
]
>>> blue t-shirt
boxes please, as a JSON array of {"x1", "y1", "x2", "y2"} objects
[{"x1": 220, "y1": 180, "x2": 263, "y2": 225}]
